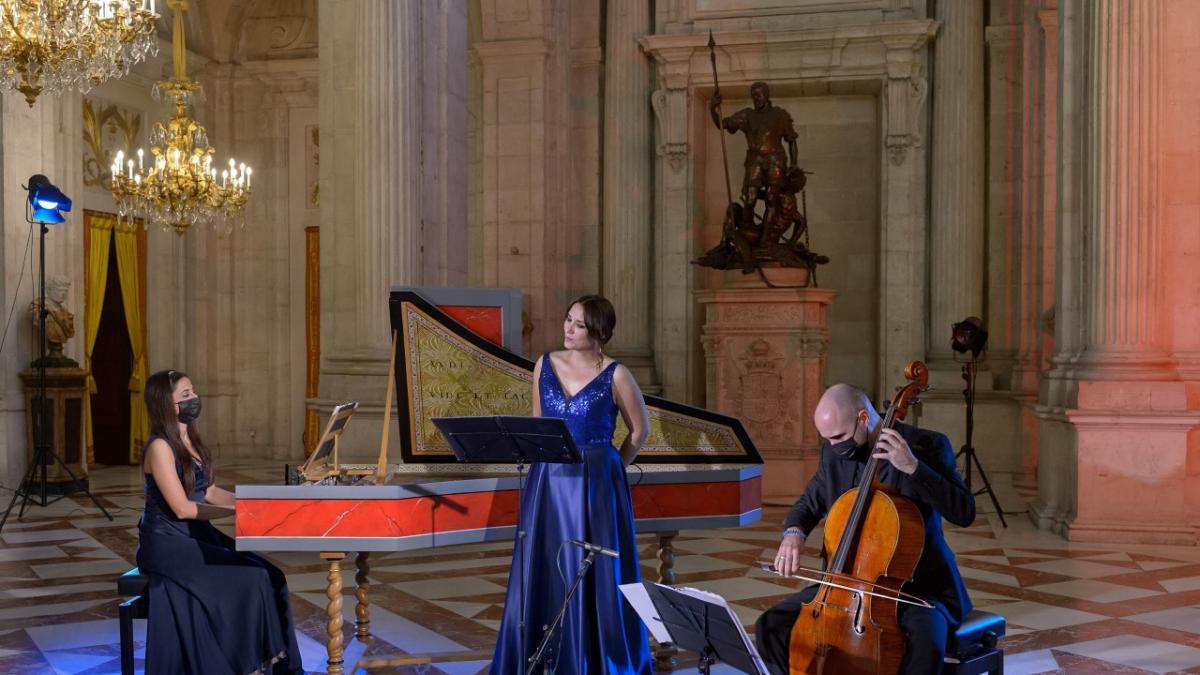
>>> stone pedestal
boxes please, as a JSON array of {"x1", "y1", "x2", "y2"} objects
[
  {"x1": 18, "y1": 368, "x2": 89, "y2": 490},
  {"x1": 1064, "y1": 381, "x2": 1200, "y2": 545},
  {"x1": 697, "y1": 276, "x2": 834, "y2": 501}
]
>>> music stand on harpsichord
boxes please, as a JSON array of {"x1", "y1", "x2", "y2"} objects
[
  {"x1": 288, "y1": 401, "x2": 362, "y2": 484},
  {"x1": 431, "y1": 415, "x2": 581, "y2": 674}
]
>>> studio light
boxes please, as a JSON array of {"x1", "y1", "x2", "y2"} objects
[
  {"x1": 26, "y1": 175, "x2": 72, "y2": 224},
  {"x1": 951, "y1": 316, "x2": 988, "y2": 357},
  {"x1": 2, "y1": 173, "x2": 110, "y2": 531},
  {"x1": 948, "y1": 314, "x2": 1007, "y2": 527}
]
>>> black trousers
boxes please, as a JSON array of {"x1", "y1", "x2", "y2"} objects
[{"x1": 754, "y1": 586, "x2": 948, "y2": 675}]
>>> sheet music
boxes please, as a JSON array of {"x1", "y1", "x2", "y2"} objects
[
  {"x1": 618, "y1": 582, "x2": 673, "y2": 643},
  {"x1": 619, "y1": 582, "x2": 769, "y2": 675},
  {"x1": 673, "y1": 586, "x2": 768, "y2": 675}
]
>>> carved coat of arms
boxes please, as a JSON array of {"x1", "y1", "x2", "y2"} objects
[{"x1": 732, "y1": 339, "x2": 795, "y2": 429}]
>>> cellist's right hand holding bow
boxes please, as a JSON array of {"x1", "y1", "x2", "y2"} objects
[{"x1": 774, "y1": 529, "x2": 804, "y2": 576}]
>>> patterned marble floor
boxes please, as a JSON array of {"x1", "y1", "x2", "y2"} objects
[{"x1": 0, "y1": 460, "x2": 1198, "y2": 674}]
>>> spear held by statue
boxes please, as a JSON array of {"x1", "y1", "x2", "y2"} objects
[{"x1": 708, "y1": 30, "x2": 734, "y2": 206}]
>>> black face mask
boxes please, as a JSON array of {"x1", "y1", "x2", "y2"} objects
[
  {"x1": 177, "y1": 397, "x2": 202, "y2": 424},
  {"x1": 827, "y1": 418, "x2": 863, "y2": 457}
]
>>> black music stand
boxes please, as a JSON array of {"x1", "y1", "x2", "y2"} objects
[
  {"x1": 430, "y1": 415, "x2": 581, "y2": 675},
  {"x1": 431, "y1": 415, "x2": 580, "y2": 466},
  {"x1": 625, "y1": 582, "x2": 768, "y2": 675}
]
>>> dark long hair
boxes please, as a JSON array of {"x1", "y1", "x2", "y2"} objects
[
  {"x1": 567, "y1": 294, "x2": 616, "y2": 346},
  {"x1": 144, "y1": 369, "x2": 212, "y2": 493}
]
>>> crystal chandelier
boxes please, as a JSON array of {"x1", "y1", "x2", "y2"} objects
[
  {"x1": 0, "y1": 0, "x2": 159, "y2": 106},
  {"x1": 108, "y1": 0, "x2": 250, "y2": 235}
]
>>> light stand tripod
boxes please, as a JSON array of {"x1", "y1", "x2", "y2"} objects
[
  {"x1": 0, "y1": 177, "x2": 112, "y2": 532},
  {"x1": 955, "y1": 356, "x2": 1007, "y2": 528}
]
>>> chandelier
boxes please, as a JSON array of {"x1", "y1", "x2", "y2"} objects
[
  {"x1": 0, "y1": 0, "x2": 159, "y2": 106},
  {"x1": 108, "y1": 0, "x2": 250, "y2": 235}
]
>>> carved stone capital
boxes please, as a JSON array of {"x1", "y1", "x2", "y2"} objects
[
  {"x1": 883, "y1": 64, "x2": 928, "y2": 166},
  {"x1": 651, "y1": 88, "x2": 689, "y2": 173}
]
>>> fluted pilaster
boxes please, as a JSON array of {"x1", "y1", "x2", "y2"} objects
[
  {"x1": 1037, "y1": 0, "x2": 1197, "y2": 546},
  {"x1": 928, "y1": 0, "x2": 986, "y2": 362},
  {"x1": 1080, "y1": 0, "x2": 1165, "y2": 371},
  {"x1": 317, "y1": 0, "x2": 465, "y2": 461},
  {"x1": 1015, "y1": 8, "x2": 1060, "y2": 389},
  {"x1": 601, "y1": 0, "x2": 656, "y2": 386},
  {"x1": 356, "y1": 1, "x2": 421, "y2": 350}
]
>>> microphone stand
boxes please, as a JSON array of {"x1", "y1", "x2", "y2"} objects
[{"x1": 526, "y1": 547, "x2": 598, "y2": 675}]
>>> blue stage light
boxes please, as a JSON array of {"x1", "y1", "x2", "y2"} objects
[{"x1": 26, "y1": 175, "x2": 72, "y2": 223}]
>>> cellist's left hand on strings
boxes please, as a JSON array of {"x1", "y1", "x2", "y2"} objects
[{"x1": 872, "y1": 428, "x2": 918, "y2": 475}]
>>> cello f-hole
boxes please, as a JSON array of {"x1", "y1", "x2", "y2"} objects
[{"x1": 851, "y1": 592, "x2": 866, "y2": 636}]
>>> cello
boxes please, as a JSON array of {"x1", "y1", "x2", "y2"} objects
[{"x1": 787, "y1": 361, "x2": 929, "y2": 674}]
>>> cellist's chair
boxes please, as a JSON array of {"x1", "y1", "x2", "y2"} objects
[{"x1": 944, "y1": 609, "x2": 1005, "y2": 675}]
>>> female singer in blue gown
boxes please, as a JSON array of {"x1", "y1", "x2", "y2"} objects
[
  {"x1": 491, "y1": 295, "x2": 653, "y2": 674},
  {"x1": 136, "y1": 369, "x2": 303, "y2": 674}
]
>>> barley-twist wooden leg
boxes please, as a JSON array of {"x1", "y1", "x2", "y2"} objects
[
  {"x1": 656, "y1": 532, "x2": 677, "y2": 586},
  {"x1": 355, "y1": 551, "x2": 371, "y2": 640},
  {"x1": 652, "y1": 532, "x2": 679, "y2": 671},
  {"x1": 322, "y1": 552, "x2": 346, "y2": 675}
]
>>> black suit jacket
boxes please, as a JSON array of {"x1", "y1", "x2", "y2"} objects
[{"x1": 783, "y1": 421, "x2": 976, "y2": 623}]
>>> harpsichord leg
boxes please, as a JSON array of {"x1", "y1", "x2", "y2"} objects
[
  {"x1": 321, "y1": 552, "x2": 347, "y2": 675},
  {"x1": 355, "y1": 551, "x2": 371, "y2": 639},
  {"x1": 653, "y1": 531, "x2": 679, "y2": 671}
]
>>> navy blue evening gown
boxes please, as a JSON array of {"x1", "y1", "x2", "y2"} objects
[
  {"x1": 136, "y1": 438, "x2": 302, "y2": 674},
  {"x1": 490, "y1": 356, "x2": 652, "y2": 674}
]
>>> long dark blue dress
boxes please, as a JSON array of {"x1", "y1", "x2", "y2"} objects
[
  {"x1": 490, "y1": 356, "x2": 653, "y2": 674},
  {"x1": 136, "y1": 440, "x2": 302, "y2": 674}
]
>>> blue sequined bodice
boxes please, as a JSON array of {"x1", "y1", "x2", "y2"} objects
[{"x1": 540, "y1": 354, "x2": 619, "y2": 448}]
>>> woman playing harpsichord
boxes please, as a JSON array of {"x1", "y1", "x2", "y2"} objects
[
  {"x1": 490, "y1": 295, "x2": 653, "y2": 674},
  {"x1": 136, "y1": 369, "x2": 302, "y2": 674}
]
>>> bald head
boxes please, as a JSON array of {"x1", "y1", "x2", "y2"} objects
[{"x1": 813, "y1": 384, "x2": 876, "y2": 444}]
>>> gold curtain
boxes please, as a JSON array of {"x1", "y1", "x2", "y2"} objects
[
  {"x1": 113, "y1": 220, "x2": 149, "y2": 464},
  {"x1": 303, "y1": 226, "x2": 321, "y2": 457},
  {"x1": 83, "y1": 214, "x2": 114, "y2": 463}
]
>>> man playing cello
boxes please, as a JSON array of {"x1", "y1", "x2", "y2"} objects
[{"x1": 756, "y1": 383, "x2": 976, "y2": 674}]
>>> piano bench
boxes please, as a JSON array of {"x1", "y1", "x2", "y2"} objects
[
  {"x1": 944, "y1": 609, "x2": 1005, "y2": 675},
  {"x1": 117, "y1": 568, "x2": 149, "y2": 675}
]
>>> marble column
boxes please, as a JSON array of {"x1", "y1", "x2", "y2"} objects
[
  {"x1": 317, "y1": 0, "x2": 465, "y2": 461},
  {"x1": 601, "y1": 0, "x2": 657, "y2": 391},
  {"x1": 927, "y1": 0, "x2": 986, "y2": 365},
  {"x1": 185, "y1": 65, "x2": 239, "y2": 452},
  {"x1": 1077, "y1": 0, "x2": 1167, "y2": 373},
  {"x1": 1015, "y1": 5, "x2": 1060, "y2": 397},
  {"x1": 984, "y1": 23, "x2": 1021, "y2": 384},
  {"x1": 1054, "y1": 0, "x2": 1196, "y2": 544},
  {"x1": 419, "y1": 1, "x2": 468, "y2": 287},
  {"x1": 920, "y1": 1, "x2": 1014, "y2": 479},
  {"x1": 355, "y1": 1, "x2": 421, "y2": 351},
  {"x1": 1032, "y1": 0, "x2": 1085, "y2": 536},
  {"x1": 1015, "y1": 5, "x2": 1061, "y2": 486}
]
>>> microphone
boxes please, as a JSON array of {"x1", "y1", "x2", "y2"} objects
[{"x1": 566, "y1": 539, "x2": 619, "y2": 558}]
